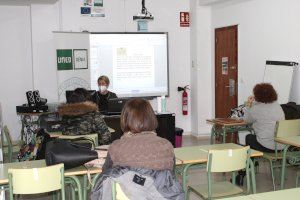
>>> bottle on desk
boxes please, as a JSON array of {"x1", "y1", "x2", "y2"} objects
[{"x1": 157, "y1": 95, "x2": 167, "y2": 113}]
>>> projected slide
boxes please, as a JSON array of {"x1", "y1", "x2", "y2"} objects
[{"x1": 90, "y1": 33, "x2": 168, "y2": 97}]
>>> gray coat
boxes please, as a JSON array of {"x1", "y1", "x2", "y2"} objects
[
  {"x1": 244, "y1": 101, "x2": 285, "y2": 150},
  {"x1": 91, "y1": 165, "x2": 184, "y2": 200}
]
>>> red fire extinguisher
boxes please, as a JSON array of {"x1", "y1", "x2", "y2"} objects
[{"x1": 178, "y1": 85, "x2": 189, "y2": 115}]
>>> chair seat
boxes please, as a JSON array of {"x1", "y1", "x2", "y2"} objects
[
  {"x1": 3, "y1": 140, "x2": 22, "y2": 147},
  {"x1": 263, "y1": 152, "x2": 283, "y2": 160},
  {"x1": 188, "y1": 181, "x2": 243, "y2": 199}
]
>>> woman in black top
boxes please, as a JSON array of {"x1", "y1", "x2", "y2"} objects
[{"x1": 92, "y1": 75, "x2": 117, "y2": 112}]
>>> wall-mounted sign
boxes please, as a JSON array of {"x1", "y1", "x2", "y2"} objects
[
  {"x1": 57, "y1": 49, "x2": 73, "y2": 70},
  {"x1": 137, "y1": 20, "x2": 148, "y2": 32},
  {"x1": 74, "y1": 49, "x2": 88, "y2": 70},
  {"x1": 81, "y1": 0, "x2": 105, "y2": 17},
  {"x1": 180, "y1": 12, "x2": 190, "y2": 27},
  {"x1": 222, "y1": 57, "x2": 229, "y2": 75}
]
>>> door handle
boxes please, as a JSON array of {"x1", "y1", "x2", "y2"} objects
[{"x1": 229, "y1": 79, "x2": 235, "y2": 96}]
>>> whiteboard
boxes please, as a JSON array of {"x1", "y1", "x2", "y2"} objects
[{"x1": 263, "y1": 61, "x2": 298, "y2": 104}]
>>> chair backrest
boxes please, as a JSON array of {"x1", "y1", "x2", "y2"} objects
[
  {"x1": 275, "y1": 119, "x2": 300, "y2": 138},
  {"x1": 8, "y1": 163, "x2": 64, "y2": 195},
  {"x1": 207, "y1": 146, "x2": 250, "y2": 173},
  {"x1": 3, "y1": 125, "x2": 12, "y2": 146},
  {"x1": 112, "y1": 181, "x2": 130, "y2": 200}
]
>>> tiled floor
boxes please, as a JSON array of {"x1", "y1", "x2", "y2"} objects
[{"x1": 10, "y1": 135, "x2": 300, "y2": 199}]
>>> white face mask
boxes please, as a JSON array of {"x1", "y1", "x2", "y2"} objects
[{"x1": 99, "y1": 85, "x2": 107, "y2": 93}]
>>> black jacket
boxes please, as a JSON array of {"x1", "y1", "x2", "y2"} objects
[{"x1": 92, "y1": 91, "x2": 117, "y2": 112}]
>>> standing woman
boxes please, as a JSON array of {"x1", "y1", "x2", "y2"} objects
[{"x1": 92, "y1": 75, "x2": 117, "y2": 112}]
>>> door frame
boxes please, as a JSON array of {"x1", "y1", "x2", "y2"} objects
[{"x1": 214, "y1": 24, "x2": 239, "y2": 118}]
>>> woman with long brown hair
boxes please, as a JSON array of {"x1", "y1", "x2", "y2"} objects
[{"x1": 92, "y1": 98, "x2": 183, "y2": 200}]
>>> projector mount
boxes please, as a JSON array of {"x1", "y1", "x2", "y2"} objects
[{"x1": 133, "y1": 0, "x2": 154, "y2": 20}]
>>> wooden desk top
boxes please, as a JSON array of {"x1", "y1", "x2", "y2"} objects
[
  {"x1": 17, "y1": 112, "x2": 53, "y2": 116},
  {"x1": 220, "y1": 196, "x2": 252, "y2": 200},
  {"x1": 248, "y1": 188, "x2": 300, "y2": 200},
  {"x1": 275, "y1": 136, "x2": 300, "y2": 148},
  {"x1": 0, "y1": 160, "x2": 101, "y2": 185},
  {"x1": 206, "y1": 118, "x2": 247, "y2": 127},
  {"x1": 175, "y1": 143, "x2": 263, "y2": 165}
]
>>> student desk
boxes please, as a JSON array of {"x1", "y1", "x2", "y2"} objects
[
  {"x1": 206, "y1": 118, "x2": 253, "y2": 144},
  {"x1": 0, "y1": 160, "x2": 101, "y2": 200},
  {"x1": 275, "y1": 136, "x2": 300, "y2": 189},
  {"x1": 221, "y1": 196, "x2": 252, "y2": 200},
  {"x1": 248, "y1": 187, "x2": 300, "y2": 200},
  {"x1": 221, "y1": 188, "x2": 300, "y2": 200},
  {"x1": 174, "y1": 143, "x2": 263, "y2": 195}
]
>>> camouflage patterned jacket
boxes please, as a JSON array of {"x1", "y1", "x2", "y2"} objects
[{"x1": 58, "y1": 101, "x2": 111, "y2": 145}]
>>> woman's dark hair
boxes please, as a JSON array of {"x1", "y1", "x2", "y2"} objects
[
  {"x1": 120, "y1": 98, "x2": 158, "y2": 134},
  {"x1": 68, "y1": 88, "x2": 91, "y2": 103},
  {"x1": 253, "y1": 83, "x2": 278, "y2": 103}
]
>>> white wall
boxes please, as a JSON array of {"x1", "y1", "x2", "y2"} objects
[
  {"x1": 191, "y1": 0, "x2": 300, "y2": 136},
  {"x1": 0, "y1": 5, "x2": 33, "y2": 139},
  {"x1": 0, "y1": 0, "x2": 191, "y2": 139},
  {"x1": 190, "y1": 2, "x2": 213, "y2": 136},
  {"x1": 212, "y1": 0, "x2": 300, "y2": 105}
]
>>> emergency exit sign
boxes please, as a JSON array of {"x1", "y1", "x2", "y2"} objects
[{"x1": 57, "y1": 49, "x2": 73, "y2": 70}]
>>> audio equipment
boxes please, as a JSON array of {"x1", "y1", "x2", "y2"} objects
[
  {"x1": 26, "y1": 91, "x2": 36, "y2": 107},
  {"x1": 16, "y1": 104, "x2": 48, "y2": 113}
]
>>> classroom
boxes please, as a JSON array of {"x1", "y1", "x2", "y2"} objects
[{"x1": 0, "y1": 0, "x2": 300, "y2": 199}]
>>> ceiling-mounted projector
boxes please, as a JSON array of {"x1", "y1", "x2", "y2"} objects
[{"x1": 133, "y1": 0, "x2": 154, "y2": 20}]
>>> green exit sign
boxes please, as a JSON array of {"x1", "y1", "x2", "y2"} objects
[{"x1": 57, "y1": 49, "x2": 73, "y2": 70}]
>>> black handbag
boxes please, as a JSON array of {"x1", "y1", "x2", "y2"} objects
[{"x1": 45, "y1": 139, "x2": 98, "y2": 169}]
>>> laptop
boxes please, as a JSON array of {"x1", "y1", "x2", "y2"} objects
[{"x1": 107, "y1": 98, "x2": 129, "y2": 115}]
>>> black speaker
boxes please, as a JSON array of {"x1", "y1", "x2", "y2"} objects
[
  {"x1": 26, "y1": 91, "x2": 36, "y2": 107},
  {"x1": 33, "y1": 90, "x2": 42, "y2": 106}
]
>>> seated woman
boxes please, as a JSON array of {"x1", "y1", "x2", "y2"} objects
[
  {"x1": 92, "y1": 75, "x2": 117, "y2": 112},
  {"x1": 91, "y1": 98, "x2": 184, "y2": 200},
  {"x1": 244, "y1": 83, "x2": 285, "y2": 152},
  {"x1": 58, "y1": 88, "x2": 111, "y2": 145}
]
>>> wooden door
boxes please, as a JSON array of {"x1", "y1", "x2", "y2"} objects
[{"x1": 215, "y1": 25, "x2": 238, "y2": 118}]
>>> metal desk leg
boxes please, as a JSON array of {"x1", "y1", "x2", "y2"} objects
[
  {"x1": 210, "y1": 125, "x2": 216, "y2": 144},
  {"x1": 280, "y1": 145, "x2": 290, "y2": 190},
  {"x1": 249, "y1": 159, "x2": 256, "y2": 194},
  {"x1": 83, "y1": 175, "x2": 88, "y2": 200},
  {"x1": 67, "y1": 176, "x2": 82, "y2": 200},
  {"x1": 182, "y1": 164, "x2": 193, "y2": 192},
  {"x1": 222, "y1": 127, "x2": 227, "y2": 143}
]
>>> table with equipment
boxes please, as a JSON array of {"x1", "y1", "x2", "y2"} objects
[{"x1": 18, "y1": 111, "x2": 176, "y2": 146}]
